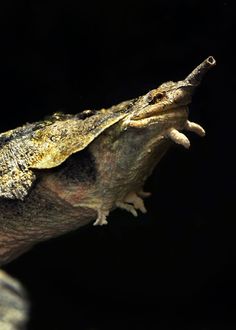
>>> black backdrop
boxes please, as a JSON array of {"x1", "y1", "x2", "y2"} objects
[{"x1": 1, "y1": 0, "x2": 235, "y2": 329}]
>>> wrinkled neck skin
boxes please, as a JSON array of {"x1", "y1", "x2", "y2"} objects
[
  {"x1": 90, "y1": 125, "x2": 168, "y2": 190},
  {"x1": 87, "y1": 111, "x2": 187, "y2": 203},
  {"x1": 0, "y1": 184, "x2": 96, "y2": 266}
]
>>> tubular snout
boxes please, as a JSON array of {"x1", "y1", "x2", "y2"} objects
[{"x1": 184, "y1": 56, "x2": 216, "y2": 86}]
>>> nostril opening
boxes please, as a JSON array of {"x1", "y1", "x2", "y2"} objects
[{"x1": 207, "y1": 56, "x2": 216, "y2": 65}]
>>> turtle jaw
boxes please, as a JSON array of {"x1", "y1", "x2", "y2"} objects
[
  {"x1": 125, "y1": 105, "x2": 189, "y2": 130},
  {"x1": 121, "y1": 98, "x2": 204, "y2": 150},
  {"x1": 125, "y1": 82, "x2": 194, "y2": 128}
]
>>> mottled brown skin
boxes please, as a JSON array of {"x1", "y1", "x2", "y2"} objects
[{"x1": 0, "y1": 56, "x2": 215, "y2": 329}]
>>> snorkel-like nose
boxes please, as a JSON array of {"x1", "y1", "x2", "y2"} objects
[
  {"x1": 183, "y1": 56, "x2": 216, "y2": 87},
  {"x1": 173, "y1": 56, "x2": 216, "y2": 103}
]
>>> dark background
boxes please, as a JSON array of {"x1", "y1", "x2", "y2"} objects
[{"x1": 0, "y1": 0, "x2": 235, "y2": 329}]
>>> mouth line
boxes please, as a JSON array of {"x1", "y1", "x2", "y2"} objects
[
  {"x1": 127, "y1": 106, "x2": 189, "y2": 129},
  {"x1": 132, "y1": 106, "x2": 189, "y2": 121}
]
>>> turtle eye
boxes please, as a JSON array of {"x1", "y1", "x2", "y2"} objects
[
  {"x1": 148, "y1": 92, "x2": 165, "y2": 104},
  {"x1": 155, "y1": 92, "x2": 165, "y2": 100}
]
